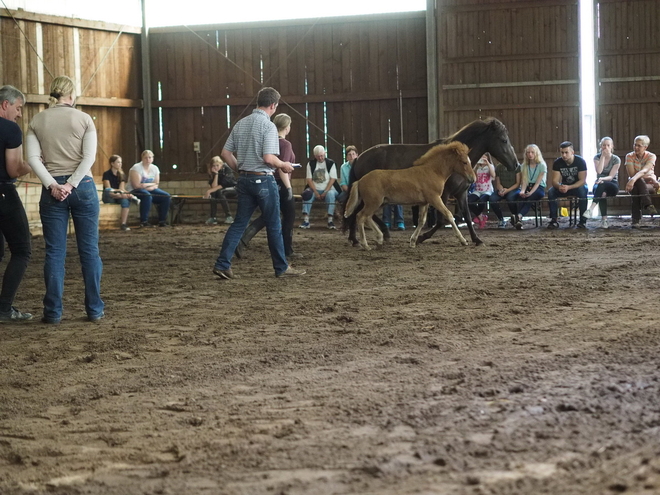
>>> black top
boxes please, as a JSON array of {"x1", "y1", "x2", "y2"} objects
[
  {"x1": 0, "y1": 117, "x2": 23, "y2": 183},
  {"x1": 102, "y1": 169, "x2": 125, "y2": 190}
]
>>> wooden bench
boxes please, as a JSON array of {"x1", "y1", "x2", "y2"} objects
[{"x1": 169, "y1": 194, "x2": 304, "y2": 224}]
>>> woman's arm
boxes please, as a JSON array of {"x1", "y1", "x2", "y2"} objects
[
  {"x1": 66, "y1": 130, "x2": 97, "y2": 189},
  {"x1": 26, "y1": 129, "x2": 60, "y2": 190}
]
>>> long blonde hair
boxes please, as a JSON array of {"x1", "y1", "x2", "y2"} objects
[
  {"x1": 521, "y1": 144, "x2": 545, "y2": 185},
  {"x1": 48, "y1": 76, "x2": 75, "y2": 108}
]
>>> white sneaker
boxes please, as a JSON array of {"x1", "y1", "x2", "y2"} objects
[
  {"x1": 224, "y1": 216, "x2": 234, "y2": 224},
  {"x1": 601, "y1": 218, "x2": 609, "y2": 229}
]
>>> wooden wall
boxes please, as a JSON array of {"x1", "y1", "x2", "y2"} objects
[
  {"x1": 434, "y1": 0, "x2": 580, "y2": 161},
  {"x1": 0, "y1": 10, "x2": 142, "y2": 179},
  {"x1": 149, "y1": 12, "x2": 428, "y2": 180},
  {"x1": 595, "y1": 0, "x2": 660, "y2": 180}
]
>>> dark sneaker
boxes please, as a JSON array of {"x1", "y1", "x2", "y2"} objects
[
  {"x1": 158, "y1": 222, "x2": 170, "y2": 227},
  {"x1": 327, "y1": 221, "x2": 336, "y2": 230},
  {"x1": 213, "y1": 267, "x2": 235, "y2": 280},
  {"x1": 645, "y1": 204, "x2": 657, "y2": 215},
  {"x1": 287, "y1": 252, "x2": 304, "y2": 259},
  {"x1": 88, "y1": 312, "x2": 105, "y2": 322},
  {"x1": 299, "y1": 221, "x2": 310, "y2": 229},
  {"x1": 276, "y1": 266, "x2": 306, "y2": 278},
  {"x1": 140, "y1": 222, "x2": 154, "y2": 228},
  {"x1": 547, "y1": 221, "x2": 559, "y2": 230},
  {"x1": 0, "y1": 307, "x2": 33, "y2": 323},
  {"x1": 120, "y1": 224, "x2": 131, "y2": 231},
  {"x1": 41, "y1": 316, "x2": 60, "y2": 325},
  {"x1": 632, "y1": 221, "x2": 641, "y2": 229},
  {"x1": 576, "y1": 222, "x2": 587, "y2": 229}
]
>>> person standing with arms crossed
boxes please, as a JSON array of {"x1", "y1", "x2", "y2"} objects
[
  {"x1": 0, "y1": 85, "x2": 33, "y2": 322},
  {"x1": 213, "y1": 87, "x2": 305, "y2": 279}
]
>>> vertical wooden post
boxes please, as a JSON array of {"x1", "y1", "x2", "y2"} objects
[
  {"x1": 141, "y1": 0, "x2": 153, "y2": 151},
  {"x1": 426, "y1": 0, "x2": 439, "y2": 142}
]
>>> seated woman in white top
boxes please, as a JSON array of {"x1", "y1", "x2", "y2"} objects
[{"x1": 129, "y1": 150, "x2": 171, "y2": 227}]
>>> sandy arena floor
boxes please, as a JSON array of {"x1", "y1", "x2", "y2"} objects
[{"x1": 1, "y1": 216, "x2": 659, "y2": 495}]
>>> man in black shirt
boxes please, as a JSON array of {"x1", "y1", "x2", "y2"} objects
[{"x1": 0, "y1": 85, "x2": 33, "y2": 322}]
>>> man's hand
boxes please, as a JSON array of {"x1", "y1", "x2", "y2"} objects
[{"x1": 280, "y1": 162, "x2": 294, "y2": 174}]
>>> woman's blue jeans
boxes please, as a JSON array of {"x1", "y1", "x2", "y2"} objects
[
  {"x1": 215, "y1": 175, "x2": 288, "y2": 276},
  {"x1": 131, "y1": 188, "x2": 171, "y2": 223},
  {"x1": 39, "y1": 176, "x2": 104, "y2": 321}
]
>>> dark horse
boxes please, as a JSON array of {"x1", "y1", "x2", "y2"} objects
[{"x1": 343, "y1": 117, "x2": 518, "y2": 246}]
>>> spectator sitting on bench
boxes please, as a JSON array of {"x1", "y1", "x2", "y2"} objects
[
  {"x1": 299, "y1": 145, "x2": 340, "y2": 229},
  {"x1": 514, "y1": 144, "x2": 547, "y2": 229},
  {"x1": 204, "y1": 156, "x2": 236, "y2": 225},
  {"x1": 625, "y1": 135, "x2": 658, "y2": 228},
  {"x1": 129, "y1": 150, "x2": 171, "y2": 228},
  {"x1": 102, "y1": 155, "x2": 139, "y2": 231},
  {"x1": 584, "y1": 137, "x2": 621, "y2": 229},
  {"x1": 489, "y1": 157, "x2": 521, "y2": 229},
  {"x1": 547, "y1": 141, "x2": 588, "y2": 229}
]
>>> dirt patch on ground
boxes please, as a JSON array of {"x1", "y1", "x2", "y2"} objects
[{"x1": 1, "y1": 218, "x2": 660, "y2": 495}]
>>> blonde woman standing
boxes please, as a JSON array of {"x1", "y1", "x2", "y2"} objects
[{"x1": 26, "y1": 76, "x2": 104, "y2": 324}]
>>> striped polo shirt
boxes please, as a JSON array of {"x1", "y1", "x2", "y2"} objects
[{"x1": 223, "y1": 109, "x2": 280, "y2": 174}]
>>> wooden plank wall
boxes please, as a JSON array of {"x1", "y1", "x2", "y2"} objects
[
  {"x1": 435, "y1": 0, "x2": 580, "y2": 162},
  {"x1": 149, "y1": 13, "x2": 428, "y2": 180},
  {"x1": 595, "y1": 0, "x2": 660, "y2": 181},
  {"x1": 0, "y1": 10, "x2": 142, "y2": 179}
]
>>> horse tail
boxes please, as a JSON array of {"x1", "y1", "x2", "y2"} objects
[{"x1": 344, "y1": 181, "x2": 361, "y2": 218}]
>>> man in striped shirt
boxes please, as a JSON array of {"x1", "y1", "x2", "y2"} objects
[{"x1": 214, "y1": 87, "x2": 305, "y2": 279}]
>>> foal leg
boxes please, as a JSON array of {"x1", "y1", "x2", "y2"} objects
[
  {"x1": 410, "y1": 205, "x2": 428, "y2": 247},
  {"x1": 429, "y1": 196, "x2": 468, "y2": 246},
  {"x1": 365, "y1": 216, "x2": 385, "y2": 248},
  {"x1": 356, "y1": 210, "x2": 372, "y2": 251}
]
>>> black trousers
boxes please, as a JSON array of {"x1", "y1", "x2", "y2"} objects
[{"x1": 0, "y1": 185, "x2": 32, "y2": 312}]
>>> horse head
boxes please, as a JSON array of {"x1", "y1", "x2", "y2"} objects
[
  {"x1": 450, "y1": 117, "x2": 518, "y2": 171},
  {"x1": 414, "y1": 142, "x2": 474, "y2": 183}
]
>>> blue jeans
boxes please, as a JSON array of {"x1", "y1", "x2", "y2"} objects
[
  {"x1": 515, "y1": 187, "x2": 545, "y2": 217},
  {"x1": 489, "y1": 189, "x2": 520, "y2": 220},
  {"x1": 468, "y1": 193, "x2": 491, "y2": 217},
  {"x1": 302, "y1": 187, "x2": 338, "y2": 216},
  {"x1": 102, "y1": 188, "x2": 130, "y2": 208},
  {"x1": 548, "y1": 185, "x2": 588, "y2": 220},
  {"x1": 131, "y1": 188, "x2": 171, "y2": 223},
  {"x1": 215, "y1": 175, "x2": 288, "y2": 276},
  {"x1": 382, "y1": 204, "x2": 404, "y2": 225},
  {"x1": 40, "y1": 176, "x2": 104, "y2": 321},
  {"x1": 0, "y1": 184, "x2": 32, "y2": 313}
]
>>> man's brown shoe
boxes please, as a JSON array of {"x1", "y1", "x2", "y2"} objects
[
  {"x1": 276, "y1": 266, "x2": 306, "y2": 278},
  {"x1": 213, "y1": 268, "x2": 235, "y2": 280}
]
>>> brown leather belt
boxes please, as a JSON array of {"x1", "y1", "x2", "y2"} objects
[{"x1": 240, "y1": 170, "x2": 272, "y2": 176}]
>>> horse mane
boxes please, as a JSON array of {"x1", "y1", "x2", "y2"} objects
[
  {"x1": 437, "y1": 117, "x2": 504, "y2": 145},
  {"x1": 413, "y1": 141, "x2": 469, "y2": 167}
]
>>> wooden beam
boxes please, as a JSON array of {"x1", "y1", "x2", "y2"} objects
[
  {"x1": 24, "y1": 94, "x2": 143, "y2": 108},
  {"x1": 149, "y1": 11, "x2": 425, "y2": 34},
  {"x1": 154, "y1": 90, "x2": 427, "y2": 108},
  {"x1": 0, "y1": 9, "x2": 141, "y2": 34}
]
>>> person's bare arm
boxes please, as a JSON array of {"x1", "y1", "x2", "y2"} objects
[{"x1": 5, "y1": 145, "x2": 31, "y2": 177}]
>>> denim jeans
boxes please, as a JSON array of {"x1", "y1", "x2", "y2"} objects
[
  {"x1": 382, "y1": 204, "x2": 404, "y2": 225},
  {"x1": 0, "y1": 185, "x2": 32, "y2": 313},
  {"x1": 592, "y1": 181, "x2": 619, "y2": 216},
  {"x1": 131, "y1": 188, "x2": 171, "y2": 223},
  {"x1": 515, "y1": 187, "x2": 545, "y2": 217},
  {"x1": 239, "y1": 181, "x2": 296, "y2": 256},
  {"x1": 40, "y1": 176, "x2": 104, "y2": 321},
  {"x1": 302, "y1": 187, "x2": 338, "y2": 216},
  {"x1": 215, "y1": 175, "x2": 288, "y2": 275},
  {"x1": 548, "y1": 185, "x2": 588, "y2": 220},
  {"x1": 468, "y1": 193, "x2": 491, "y2": 217},
  {"x1": 102, "y1": 188, "x2": 130, "y2": 208},
  {"x1": 489, "y1": 189, "x2": 520, "y2": 220}
]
